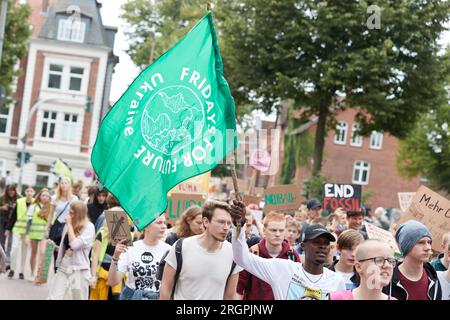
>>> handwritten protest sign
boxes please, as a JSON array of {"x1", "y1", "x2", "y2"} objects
[
  {"x1": 105, "y1": 210, "x2": 133, "y2": 246},
  {"x1": 35, "y1": 240, "x2": 55, "y2": 284},
  {"x1": 397, "y1": 192, "x2": 416, "y2": 212},
  {"x1": 243, "y1": 195, "x2": 262, "y2": 207},
  {"x1": 364, "y1": 222, "x2": 401, "y2": 255},
  {"x1": 323, "y1": 183, "x2": 362, "y2": 211},
  {"x1": 264, "y1": 184, "x2": 301, "y2": 213},
  {"x1": 398, "y1": 185, "x2": 450, "y2": 251},
  {"x1": 165, "y1": 193, "x2": 204, "y2": 225}
]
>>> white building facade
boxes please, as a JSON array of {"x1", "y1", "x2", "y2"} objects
[{"x1": 0, "y1": 0, "x2": 117, "y2": 189}]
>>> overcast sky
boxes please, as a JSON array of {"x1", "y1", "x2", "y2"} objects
[{"x1": 100, "y1": 1, "x2": 450, "y2": 110}]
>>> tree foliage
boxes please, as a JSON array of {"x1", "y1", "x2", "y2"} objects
[
  {"x1": 0, "y1": 1, "x2": 31, "y2": 107},
  {"x1": 217, "y1": 0, "x2": 450, "y2": 174}
]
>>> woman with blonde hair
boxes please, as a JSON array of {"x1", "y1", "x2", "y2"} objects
[
  {"x1": 165, "y1": 206, "x2": 204, "y2": 245},
  {"x1": 28, "y1": 188, "x2": 54, "y2": 278},
  {"x1": 48, "y1": 200, "x2": 95, "y2": 300}
]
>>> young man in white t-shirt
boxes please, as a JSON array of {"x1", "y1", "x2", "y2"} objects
[
  {"x1": 160, "y1": 201, "x2": 241, "y2": 300},
  {"x1": 230, "y1": 200, "x2": 346, "y2": 300},
  {"x1": 437, "y1": 243, "x2": 450, "y2": 300},
  {"x1": 108, "y1": 215, "x2": 171, "y2": 300}
]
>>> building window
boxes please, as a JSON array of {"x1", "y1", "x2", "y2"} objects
[
  {"x1": 48, "y1": 64, "x2": 63, "y2": 89},
  {"x1": 46, "y1": 64, "x2": 85, "y2": 92},
  {"x1": 41, "y1": 0, "x2": 49, "y2": 13},
  {"x1": 36, "y1": 164, "x2": 51, "y2": 187},
  {"x1": 370, "y1": 131, "x2": 383, "y2": 149},
  {"x1": 353, "y1": 161, "x2": 370, "y2": 185},
  {"x1": 62, "y1": 113, "x2": 78, "y2": 142},
  {"x1": 0, "y1": 104, "x2": 9, "y2": 134},
  {"x1": 41, "y1": 111, "x2": 57, "y2": 139},
  {"x1": 57, "y1": 18, "x2": 86, "y2": 43},
  {"x1": 350, "y1": 123, "x2": 363, "y2": 147},
  {"x1": 69, "y1": 67, "x2": 84, "y2": 91},
  {"x1": 334, "y1": 121, "x2": 348, "y2": 145}
]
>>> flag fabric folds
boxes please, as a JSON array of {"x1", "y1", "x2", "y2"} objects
[{"x1": 91, "y1": 13, "x2": 237, "y2": 230}]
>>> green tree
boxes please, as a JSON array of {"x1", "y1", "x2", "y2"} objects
[
  {"x1": 218, "y1": 0, "x2": 450, "y2": 176},
  {"x1": 0, "y1": 1, "x2": 31, "y2": 107},
  {"x1": 397, "y1": 104, "x2": 450, "y2": 193}
]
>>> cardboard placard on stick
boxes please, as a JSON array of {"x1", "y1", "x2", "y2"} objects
[
  {"x1": 323, "y1": 183, "x2": 362, "y2": 211},
  {"x1": 34, "y1": 240, "x2": 55, "y2": 284},
  {"x1": 165, "y1": 193, "x2": 204, "y2": 225},
  {"x1": 398, "y1": 185, "x2": 450, "y2": 251},
  {"x1": 105, "y1": 210, "x2": 133, "y2": 246},
  {"x1": 264, "y1": 184, "x2": 302, "y2": 213},
  {"x1": 243, "y1": 195, "x2": 262, "y2": 207},
  {"x1": 364, "y1": 222, "x2": 401, "y2": 255}
]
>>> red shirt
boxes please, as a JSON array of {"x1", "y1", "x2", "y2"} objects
[{"x1": 398, "y1": 269, "x2": 429, "y2": 300}]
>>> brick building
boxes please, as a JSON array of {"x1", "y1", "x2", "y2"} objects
[
  {"x1": 0, "y1": 0, "x2": 117, "y2": 188},
  {"x1": 294, "y1": 108, "x2": 421, "y2": 209}
]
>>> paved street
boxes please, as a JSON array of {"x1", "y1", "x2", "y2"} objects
[{"x1": 0, "y1": 273, "x2": 49, "y2": 300}]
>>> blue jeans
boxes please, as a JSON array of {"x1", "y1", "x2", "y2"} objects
[{"x1": 119, "y1": 286, "x2": 159, "y2": 300}]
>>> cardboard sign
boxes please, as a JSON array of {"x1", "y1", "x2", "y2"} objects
[
  {"x1": 364, "y1": 222, "x2": 401, "y2": 255},
  {"x1": 105, "y1": 210, "x2": 133, "y2": 246},
  {"x1": 165, "y1": 193, "x2": 204, "y2": 225},
  {"x1": 264, "y1": 184, "x2": 302, "y2": 213},
  {"x1": 170, "y1": 172, "x2": 211, "y2": 194},
  {"x1": 254, "y1": 187, "x2": 265, "y2": 196},
  {"x1": 243, "y1": 195, "x2": 262, "y2": 207},
  {"x1": 35, "y1": 240, "x2": 56, "y2": 284},
  {"x1": 237, "y1": 179, "x2": 250, "y2": 194},
  {"x1": 323, "y1": 183, "x2": 362, "y2": 211},
  {"x1": 397, "y1": 192, "x2": 416, "y2": 212},
  {"x1": 398, "y1": 185, "x2": 450, "y2": 251}
]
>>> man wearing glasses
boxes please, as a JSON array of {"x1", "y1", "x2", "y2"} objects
[
  {"x1": 160, "y1": 201, "x2": 242, "y2": 300},
  {"x1": 383, "y1": 220, "x2": 442, "y2": 300},
  {"x1": 230, "y1": 201, "x2": 346, "y2": 300},
  {"x1": 330, "y1": 239, "x2": 397, "y2": 300}
]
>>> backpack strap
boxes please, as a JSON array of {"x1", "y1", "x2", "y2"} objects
[
  {"x1": 171, "y1": 237, "x2": 184, "y2": 299},
  {"x1": 228, "y1": 261, "x2": 236, "y2": 279}
]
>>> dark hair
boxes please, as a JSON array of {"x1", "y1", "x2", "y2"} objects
[
  {"x1": 346, "y1": 208, "x2": 365, "y2": 217},
  {"x1": 202, "y1": 201, "x2": 230, "y2": 221},
  {"x1": 2, "y1": 185, "x2": 18, "y2": 204}
]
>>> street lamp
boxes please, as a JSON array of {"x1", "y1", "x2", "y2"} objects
[{"x1": 17, "y1": 96, "x2": 91, "y2": 192}]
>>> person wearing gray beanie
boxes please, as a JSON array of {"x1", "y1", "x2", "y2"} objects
[{"x1": 383, "y1": 220, "x2": 442, "y2": 300}]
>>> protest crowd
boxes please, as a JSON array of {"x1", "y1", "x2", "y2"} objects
[{"x1": 0, "y1": 178, "x2": 449, "y2": 301}]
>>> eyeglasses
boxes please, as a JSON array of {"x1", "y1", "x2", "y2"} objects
[
  {"x1": 358, "y1": 256, "x2": 396, "y2": 268},
  {"x1": 213, "y1": 219, "x2": 233, "y2": 228}
]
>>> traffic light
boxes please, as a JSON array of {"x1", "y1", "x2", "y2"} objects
[
  {"x1": 85, "y1": 96, "x2": 91, "y2": 112},
  {"x1": 16, "y1": 151, "x2": 32, "y2": 167}
]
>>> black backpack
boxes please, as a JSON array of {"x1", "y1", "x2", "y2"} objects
[{"x1": 156, "y1": 238, "x2": 237, "y2": 299}]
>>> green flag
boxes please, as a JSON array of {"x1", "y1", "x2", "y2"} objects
[
  {"x1": 52, "y1": 158, "x2": 73, "y2": 182},
  {"x1": 91, "y1": 13, "x2": 237, "y2": 230}
]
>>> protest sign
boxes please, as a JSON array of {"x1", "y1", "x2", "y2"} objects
[
  {"x1": 264, "y1": 184, "x2": 301, "y2": 213},
  {"x1": 166, "y1": 193, "x2": 205, "y2": 225},
  {"x1": 364, "y1": 222, "x2": 401, "y2": 255},
  {"x1": 105, "y1": 210, "x2": 133, "y2": 246},
  {"x1": 35, "y1": 240, "x2": 56, "y2": 284},
  {"x1": 397, "y1": 192, "x2": 416, "y2": 212},
  {"x1": 243, "y1": 195, "x2": 262, "y2": 207},
  {"x1": 323, "y1": 183, "x2": 362, "y2": 211},
  {"x1": 398, "y1": 185, "x2": 450, "y2": 251}
]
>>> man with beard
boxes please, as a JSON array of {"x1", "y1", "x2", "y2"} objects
[
  {"x1": 160, "y1": 201, "x2": 242, "y2": 300},
  {"x1": 230, "y1": 201, "x2": 345, "y2": 300}
]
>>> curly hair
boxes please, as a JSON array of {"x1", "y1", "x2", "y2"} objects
[{"x1": 175, "y1": 206, "x2": 203, "y2": 238}]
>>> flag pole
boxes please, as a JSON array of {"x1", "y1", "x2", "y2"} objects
[{"x1": 230, "y1": 151, "x2": 244, "y2": 235}]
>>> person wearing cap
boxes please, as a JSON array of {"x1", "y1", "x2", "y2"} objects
[
  {"x1": 298, "y1": 199, "x2": 323, "y2": 251},
  {"x1": 230, "y1": 200, "x2": 345, "y2": 300},
  {"x1": 382, "y1": 220, "x2": 442, "y2": 300}
]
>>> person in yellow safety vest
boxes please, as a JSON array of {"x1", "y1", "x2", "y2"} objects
[
  {"x1": 28, "y1": 188, "x2": 55, "y2": 279},
  {"x1": 8, "y1": 186, "x2": 35, "y2": 280},
  {"x1": 89, "y1": 218, "x2": 133, "y2": 300}
]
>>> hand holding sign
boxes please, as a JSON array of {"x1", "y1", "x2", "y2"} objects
[{"x1": 105, "y1": 210, "x2": 133, "y2": 246}]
